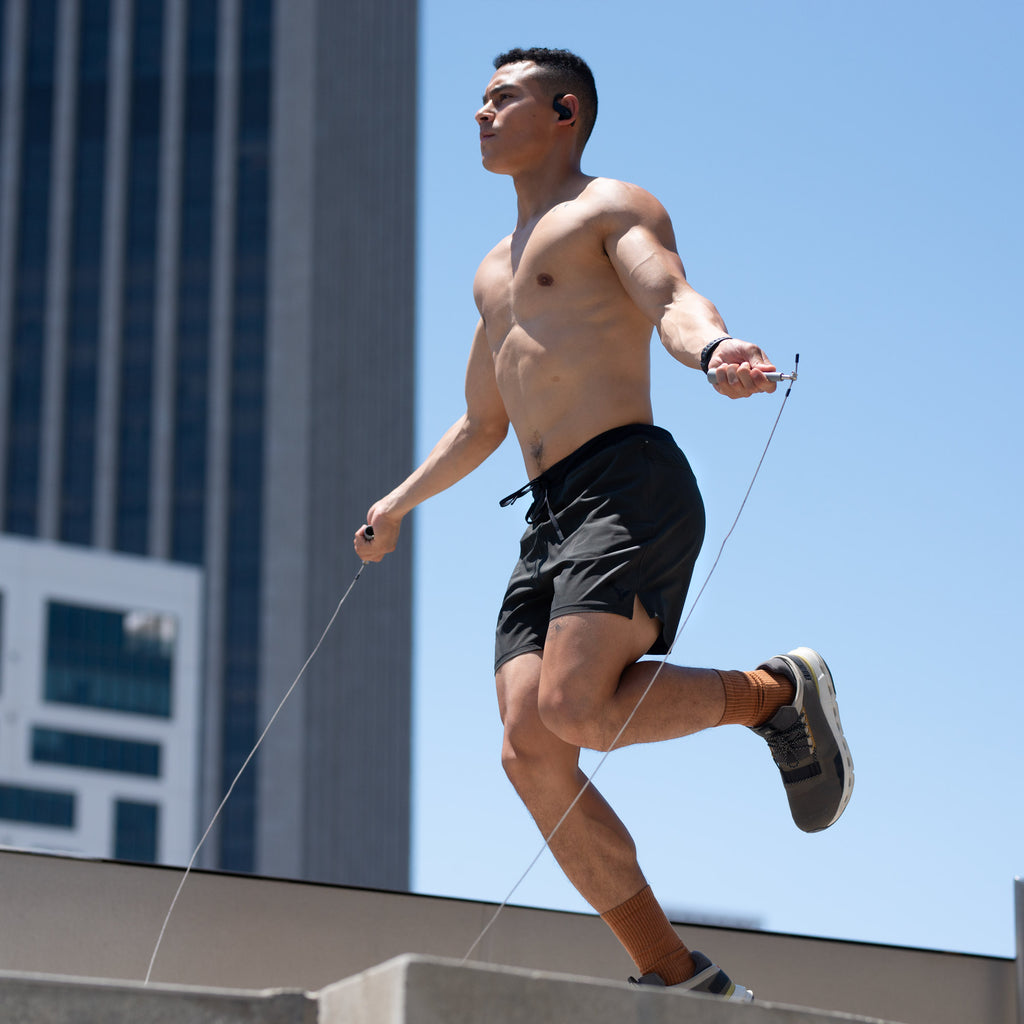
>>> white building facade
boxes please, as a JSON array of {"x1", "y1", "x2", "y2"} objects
[{"x1": 0, "y1": 535, "x2": 202, "y2": 864}]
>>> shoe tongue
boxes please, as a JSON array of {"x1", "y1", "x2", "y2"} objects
[
  {"x1": 758, "y1": 704, "x2": 797, "y2": 733},
  {"x1": 631, "y1": 973, "x2": 665, "y2": 987},
  {"x1": 758, "y1": 656, "x2": 792, "y2": 678},
  {"x1": 688, "y1": 951, "x2": 713, "y2": 973}
]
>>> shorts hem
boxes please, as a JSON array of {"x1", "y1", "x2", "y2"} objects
[
  {"x1": 494, "y1": 643, "x2": 545, "y2": 673},
  {"x1": 553, "y1": 598, "x2": 673, "y2": 653},
  {"x1": 549, "y1": 600, "x2": 635, "y2": 622}
]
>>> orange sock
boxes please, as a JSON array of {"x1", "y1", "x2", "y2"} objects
[
  {"x1": 600, "y1": 885, "x2": 695, "y2": 985},
  {"x1": 716, "y1": 669, "x2": 795, "y2": 728}
]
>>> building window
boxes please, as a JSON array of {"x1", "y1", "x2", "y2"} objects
[
  {"x1": 0, "y1": 784, "x2": 75, "y2": 827},
  {"x1": 219, "y1": 0, "x2": 273, "y2": 874},
  {"x1": 115, "y1": 0, "x2": 165, "y2": 554},
  {"x1": 113, "y1": 799, "x2": 159, "y2": 862},
  {"x1": 32, "y1": 727, "x2": 161, "y2": 776},
  {"x1": 4, "y1": 0, "x2": 59, "y2": 536},
  {"x1": 171, "y1": 0, "x2": 219, "y2": 565},
  {"x1": 59, "y1": 0, "x2": 112, "y2": 545},
  {"x1": 45, "y1": 601, "x2": 176, "y2": 717}
]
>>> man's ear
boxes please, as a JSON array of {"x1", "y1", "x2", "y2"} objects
[{"x1": 552, "y1": 93, "x2": 579, "y2": 126}]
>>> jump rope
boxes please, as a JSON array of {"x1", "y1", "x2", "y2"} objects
[{"x1": 144, "y1": 358, "x2": 798, "y2": 985}]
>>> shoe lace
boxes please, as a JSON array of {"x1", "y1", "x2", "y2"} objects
[{"x1": 764, "y1": 717, "x2": 813, "y2": 768}]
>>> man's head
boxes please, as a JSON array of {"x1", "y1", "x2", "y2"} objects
[{"x1": 492, "y1": 47, "x2": 598, "y2": 149}]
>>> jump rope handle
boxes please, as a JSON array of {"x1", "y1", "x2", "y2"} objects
[
  {"x1": 706, "y1": 369, "x2": 797, "y2": 384},
  {"x1": 707, "y1": 353, "x2": 799, "y2": 386}
]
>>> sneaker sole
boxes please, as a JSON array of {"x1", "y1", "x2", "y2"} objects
[
  {"x1": 719, "y1": 981, "x2": 755, "y2": 1002},
  {"x1": 788, "y1": 647, "x2": 854, "y2": 830}
]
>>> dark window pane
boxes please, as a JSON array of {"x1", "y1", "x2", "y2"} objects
[
  {"x1": 218, "y1": 0, "x2": 272, "y2": 874},
  {"x1": 4, "y1": 0, "x2": 59, "y2": 536},
  {"x1": 115, "y1": 0, "x2": 165, "y2": 554},
  {"x1": 113, "y1": 799, "x2": 159, "y2": 861},
  {"x1": 32, "y1": 727, "x2": 161, "y2": 776},
  {"x1": 170, "y1": 0, "x2": 219, "y2": 564},
  {"x1": 45, "y1": 601, "x2": 176, "y2": 717},
  {"x1": 0, "y1": 784, "x2": 74, "y2": 827},
  {"x1": 60, "y1": 0, "x2": 111, "y2": 544}
]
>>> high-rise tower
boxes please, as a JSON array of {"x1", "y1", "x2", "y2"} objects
[{"x1": 0, "y1": 0, "x2": 416, "y2": 888}]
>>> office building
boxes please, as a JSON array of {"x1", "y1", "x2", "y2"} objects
[
  {"x1": 0, "y1": 535, "x2": 202, "y2": 863},
  {"x1": 0, "y1": 0, "x2": 416, "y2": 886}
]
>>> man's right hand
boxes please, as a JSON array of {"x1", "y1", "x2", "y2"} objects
[{"x1": 353, "y1": 504, "x2": 402, "y2": 563}]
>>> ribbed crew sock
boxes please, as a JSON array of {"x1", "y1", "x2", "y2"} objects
[
  {"x1": 600, "y1": 884, "x2": 695, "y2": 985},
  {"x1": 716, "y1": 668, "x2": 795, "y2": 728}
]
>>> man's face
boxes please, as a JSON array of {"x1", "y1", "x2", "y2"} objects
[{"x1": 475, "y1": 62, "x2": 555, "y2": 174}]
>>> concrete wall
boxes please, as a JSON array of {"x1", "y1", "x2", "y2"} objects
[
  {"x1": 321, "y1": 955, "x2": 899, "y2": 1024},
  {"x1": 0, "y1": 850, "x2": 1015, "y2": 1024},
  {"x1": 0, "y1": 955, "x2": 913, "y2": 1024},
  {"x1": 0, "y1": 971, "x2": 317, "y2": 1024}
]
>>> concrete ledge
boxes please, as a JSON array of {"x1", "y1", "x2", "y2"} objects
[
  {"x1": 1, "y1": 956, "x2": 906, "y2": 1024},
  {"x1": 319, "y1": 954, "x2": 903, "y2": 1024},
  {"x1": 1, "y1": 851, "x2": 1013, "y2": 1022},
  {"x1": 0, "y1": 970, "x2": 316, "y2": 1024}
]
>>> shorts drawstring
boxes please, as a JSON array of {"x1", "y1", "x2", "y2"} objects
[
  {"x1": 499, "y1": 482, "x2": 532, "y2": 508},
  {"x1": 499, "y1": 480, "x2": 565, "y2": 543},
  {"x1": 498, "y1": 425, "x2": 675, "y2": 546},
  {"x1": 541, "y1": 493, "x2": 565, "y2": 543}
]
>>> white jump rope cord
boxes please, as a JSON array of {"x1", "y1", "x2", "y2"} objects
[
  {"x1": 145, "y1": 362, "x2": 797, "y2": 983},
  {"x1": 144, "y1": 562, "x2": 370, "y2": 984},
  {"x1": 461, "y1": 365, "x2": 797, "y2": 964}
]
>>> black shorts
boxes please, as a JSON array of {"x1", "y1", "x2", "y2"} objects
[{"x1": 494, "y1": 423, "x2": 705, "y2": 672}]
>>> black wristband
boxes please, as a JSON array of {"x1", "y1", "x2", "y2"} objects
[{"x1": 699, "y1": 336, "x2": 732, "y2": 374}]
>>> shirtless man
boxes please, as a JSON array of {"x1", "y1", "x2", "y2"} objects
[{"x1": 355, "y1": 48, "x2": 853, "y2": 1001}]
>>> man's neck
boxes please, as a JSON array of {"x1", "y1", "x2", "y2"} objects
[{"x1": 511, "y1": 155, "x2": 589, "y2": 227}]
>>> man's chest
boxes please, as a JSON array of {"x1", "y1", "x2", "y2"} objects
[{"x1": 477, "y1": 205, "x2": 619, "y2": 336}]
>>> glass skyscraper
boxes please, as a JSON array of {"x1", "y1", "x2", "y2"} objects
[{"x1": 0, "y1": 0, "x2": 415, "y2": 887}]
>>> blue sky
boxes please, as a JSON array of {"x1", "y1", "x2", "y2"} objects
[{"x1": 403, "y1": 0, "x2": 1023, "y2": 959}]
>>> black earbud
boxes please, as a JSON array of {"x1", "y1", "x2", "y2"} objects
[{"x1": 553, "y1": 94, "x2": 573, "y2": 121}]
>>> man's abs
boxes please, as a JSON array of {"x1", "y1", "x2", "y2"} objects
[{"x1": 494, "y1": 324, "x2": 655, "y2": 476}]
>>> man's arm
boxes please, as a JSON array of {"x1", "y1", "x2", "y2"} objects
[
  {"x1": 354, "y1": 319, "x2": 509, "y2": 562},
  {"x1": 603, "y1": 183, "x2": 776, "y2": 399}
]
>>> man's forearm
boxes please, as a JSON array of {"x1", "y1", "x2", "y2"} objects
[
  {"x1": 657, "y1": 289, "x2": 729, "y2": 369},
  {"x1": 376, "y1": 413, "x2": 508, "y2": 520}
]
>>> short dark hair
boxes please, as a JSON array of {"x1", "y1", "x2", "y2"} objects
[{"x1": 493, "y1": 47, "x2": 598, "y2": 147}]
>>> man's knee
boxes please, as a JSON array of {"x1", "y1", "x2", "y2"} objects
[
  {"x1": 500, "y1": 692, "x2": 583, "y2": 792},
  {"x1": 537, "y1": 686, "x2": 612, "y2": 751},
  {"x1": 501, "y1": 719, "x2": 560, "y2": 796},
  {"x1": 500, "y1": 687, "x2": 549, "y2": 781},
  {"x1": 500, "y1": 735, "x2": 532, "y2": 791}
]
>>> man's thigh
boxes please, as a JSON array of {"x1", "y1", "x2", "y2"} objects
[
  {"x1": 495, "y1": 650, "x2": 543, "y2": 727},
  {"x1": 541, "y1": 597, "x2": 661, "y2": 712}
]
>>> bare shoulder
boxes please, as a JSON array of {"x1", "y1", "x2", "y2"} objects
[
  {"x1": 581, "y1": 177, "x2": 677, "y2": 255},
  {"x1": 582, "y1": 176, "x2": 672, "y2": 226}
]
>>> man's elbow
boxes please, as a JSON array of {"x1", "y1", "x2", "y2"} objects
[
  {"x1": 467, "y1": 413, "x2": 509, "y2": 454},
  {"x1": 480, "y1": 415, "x2": 510, "y2": 451}
]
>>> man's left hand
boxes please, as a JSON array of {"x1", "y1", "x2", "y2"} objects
[{"x1": 708, "y1": 338, "x2": 778, "y2": 399}]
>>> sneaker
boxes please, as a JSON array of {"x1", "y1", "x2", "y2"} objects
[
  {"x1": 754, "y1": 647, "x2": 854, "y2": 833},
  {"x1": 629, "y1": 950, "x2": 754, "y2": 1002}
]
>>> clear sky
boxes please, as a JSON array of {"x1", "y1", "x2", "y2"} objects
[{"x1": 399, "y1": 0, "x2": 1023, "y2": 960}]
